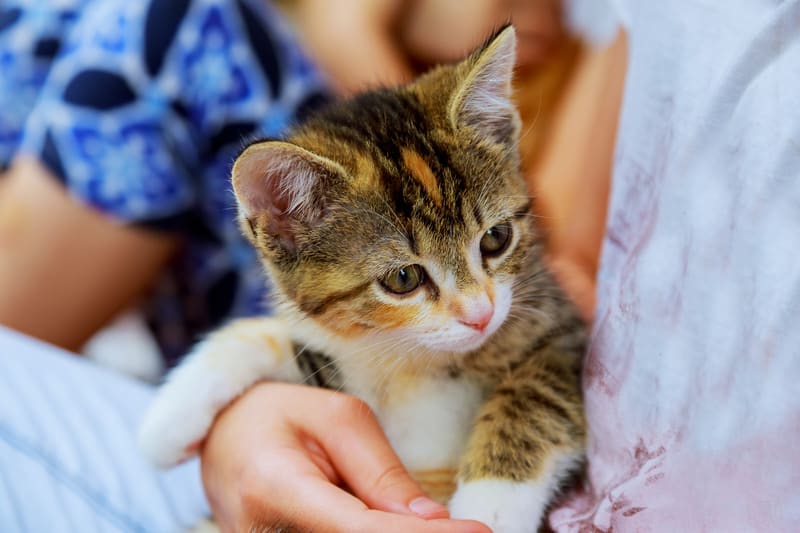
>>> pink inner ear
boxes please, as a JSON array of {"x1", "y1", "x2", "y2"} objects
[
  {"x1": 234, "y1": 148, "x2": 298, "y2": 217},
  {"x1": 261, "y1": 171, "x2": 292, "y2": 216},
  {"x1": 233, "y1": 142, "x2": 326, "y2": 252}
]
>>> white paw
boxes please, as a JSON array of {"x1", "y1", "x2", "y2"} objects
[
  {"x1": 138, "y1": 319, "x2": 299, "y2": 468},
  {"x1": 138, "y1": 355, "x2": 233, "y2": 468},
  {"x1": 448, "y1": 479, "x2": 550, "y2": 533}
]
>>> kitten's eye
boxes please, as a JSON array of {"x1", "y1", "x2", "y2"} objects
[
  {"x1": 480, "y1": 222, "x2": 512, "y2": 257},
  {"x1": 381, "y1": 265, "x2": 425, "y2": 295}
]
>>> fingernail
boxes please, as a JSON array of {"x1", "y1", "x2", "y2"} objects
[{"x1": 408, "y1": 496, "x2": 448, "y2": 518}]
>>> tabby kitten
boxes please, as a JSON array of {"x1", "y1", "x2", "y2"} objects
[{"x1": 139, "y1": 26, "x2": 586, "y2": 533}]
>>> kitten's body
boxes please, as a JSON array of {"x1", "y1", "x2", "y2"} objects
[{"x1": 140, "y1": 26, "x2": 586, "y2": 532}]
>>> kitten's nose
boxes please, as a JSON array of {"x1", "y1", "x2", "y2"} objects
[{"x1": 458, "y1": 296, "x2": 494, "y2": 332}]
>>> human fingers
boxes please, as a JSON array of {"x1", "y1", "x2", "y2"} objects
[
  {"x1": 200, "y1": 383, "x2": 341, "y2": 530},
  {"x1": 243, "y1": 468, "x2": 491, "y2": 533},
  {"x1": 201, "y1": 383, "x2": 490, "y2": 532},
  {"x1": 281, "y1": 386, "x2": 450, "y2": 519}
]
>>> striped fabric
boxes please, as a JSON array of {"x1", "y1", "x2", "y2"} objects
[{"x1": 0, "y1": 327, "x2": 209, "y2": 532}]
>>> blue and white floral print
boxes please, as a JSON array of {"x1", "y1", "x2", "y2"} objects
[{"x1": 0, "y1": 0, "x2": 329, "y2": 361}]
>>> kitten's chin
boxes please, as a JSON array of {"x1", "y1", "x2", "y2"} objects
[{"x1": 444, "y1": 334, "x2": 491, "y2": 354}]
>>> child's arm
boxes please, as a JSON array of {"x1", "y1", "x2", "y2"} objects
[{"x1": 0, "y1": 158, "x2": 177, "y2": 351}]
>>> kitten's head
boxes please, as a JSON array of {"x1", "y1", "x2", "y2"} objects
[{"x1": 233, "y1": 26, "x2": 538, "y2": 354}]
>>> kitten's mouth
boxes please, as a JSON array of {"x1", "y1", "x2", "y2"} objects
[
  {"x1": 457, "y1": 332, "x2": 493, "y2": 352},
  {"x1": 418, "y1": 321, "x2": 501, "y2": 354}
]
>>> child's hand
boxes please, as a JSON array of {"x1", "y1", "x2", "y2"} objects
[{"x1": 201, "y1": 381, "x2": 492, "y2": 533}]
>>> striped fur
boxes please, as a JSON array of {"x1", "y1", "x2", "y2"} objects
[
  {"x1": 143, "y1": 26, "x2": 587, "y2": 533},
  {"x1": 234, "y1": 26, "x2": 587, "y2": 529}
]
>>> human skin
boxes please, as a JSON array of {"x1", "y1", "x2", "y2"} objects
[
  {"x1": 201, "y1": 382, "x2": 491, "y2": 533},
  {"x1": 399, "y1": 0, "x2": 562, "y2": 70},
  {"x1": 0, "y1": 157, "x2": 177, "y2": 351},
  {"x1": 290, "y1": 0, "x2": 415, "y2": 94},
  {"x1": 533, "y1": 32, "x2": 628, "y2": 321},
  {"x1": 0, "y1": 9, "x2": 623, "y2": 531},
  {"x1": 291, "y1": 0, "x2": 563, "y2": 94}
]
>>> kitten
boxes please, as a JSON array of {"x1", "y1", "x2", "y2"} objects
[{"x1": 139, "y1": 26, "x2": 586, "y2": 533}]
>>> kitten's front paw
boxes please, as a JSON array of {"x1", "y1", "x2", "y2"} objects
[
  {"x1": 138, "y1": 318, "x2": 298, "y2": 468},
  {"x1": 449, "y1": 479, "x2": 550, "y2": 533},
  {"x1": 138, "y1": 359, "x2": 228, "y2": 468}
]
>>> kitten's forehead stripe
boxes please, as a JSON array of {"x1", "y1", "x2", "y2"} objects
[
  {"x1": 352, "y1": 152, "x2": 381, "y2": 189},
  {"x1": 402, "y1": 148, "x2": 443, "y2": 207},
  {"x1": 306, "y1": 88, "x2": 482, "y2": 251},
  {"x1": 472, "y1": 204, "x2": 484, "y2": 227}
]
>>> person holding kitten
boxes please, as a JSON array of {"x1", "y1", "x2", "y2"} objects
[
  {"x1": 4, "y1": 0, "x2": 795, "y2": 532},
  {"x1": 0, "y1": 0, "x2": 565, "y2": 532}
]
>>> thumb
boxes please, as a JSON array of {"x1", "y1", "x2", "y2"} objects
[{"x1": 300, "y1": 393, "x2": 450, "y2": 519}]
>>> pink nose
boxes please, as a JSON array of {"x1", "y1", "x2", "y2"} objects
[{"x1": 459, "y1": 300, "x2": 494, "y2": 332}]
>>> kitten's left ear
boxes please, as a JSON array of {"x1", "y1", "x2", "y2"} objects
[
  {"x1": 231, "y1": 140, "x2": 343, "y2": 254},
  {"x1": 449, "y1": 25, "x2": 520, "y2": 143}
]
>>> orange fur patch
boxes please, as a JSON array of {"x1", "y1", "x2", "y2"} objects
[
  {"x1": 402, "y1": 148, "x2": 442, "y2": 206},
  {"x1": 369, "y1": 303, "x2": 420, "y2": 329}
]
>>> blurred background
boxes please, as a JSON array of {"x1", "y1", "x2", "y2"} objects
[{"x1": 0, "y1": 0, "x2": 624, "y2": 378}]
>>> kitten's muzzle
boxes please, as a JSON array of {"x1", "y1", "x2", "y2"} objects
[{"x1": 457, "y1": 301, "x2": 494, "y2": 332}]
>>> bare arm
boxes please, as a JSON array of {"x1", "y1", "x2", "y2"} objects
[
  {"x1": 0, "y1": 157, "x2": 177, "y2": 351},
  {"x1": 531, "y1": 33, "x2": 628, "y2": 320}
]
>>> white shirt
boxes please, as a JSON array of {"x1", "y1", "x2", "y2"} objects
[{"x1": 555, "y1": 1, "x2": 800, "y2": 531}]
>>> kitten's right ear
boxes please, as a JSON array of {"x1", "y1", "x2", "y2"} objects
[
  {"x1": 232, "y1": 140, "x2": 341, "y2": 253},
  {"x1": 449, "y1": 25, "x2": 519, "y2": 144}
]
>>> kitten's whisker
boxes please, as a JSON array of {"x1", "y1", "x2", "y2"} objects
[
  {"x1": 506, "y1": 305, "x2": 558, "y2": 327},
  {"x1": 518, "y1": 87, "x2": 544, "y2": 144},
  {"x1": 498, "y1": 193, "x2": 531, "y2": 199},
  {"x1": 302, "y1": 355, "x2": 342, "y2": 385}
]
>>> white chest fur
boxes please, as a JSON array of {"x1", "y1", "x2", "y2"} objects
[
  {"x1": 379, "y1": 377, "x2": 483, "y2": 470},
  {"x1": 291, "y1": 321, "x2": 485, "y2": 471},
  {"x1": 353, "y1": 373, "x2": 483, "y2": 471}
]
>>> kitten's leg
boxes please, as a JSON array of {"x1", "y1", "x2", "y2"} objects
[
  {"x1": 449, "y1": 350, "x2": 585, "y2": 533},
  {"x1": 138, "y1": 317, "x2": 302, "y2": 468}
]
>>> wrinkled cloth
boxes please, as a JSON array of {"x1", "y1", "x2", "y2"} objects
[{"x1": 552, "y1": 1, "x2": 800, "y2": 531}]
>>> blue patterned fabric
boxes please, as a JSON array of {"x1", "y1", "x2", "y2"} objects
[{"x1": 0, "y1": 0, "x2": 329, "y2": 362}]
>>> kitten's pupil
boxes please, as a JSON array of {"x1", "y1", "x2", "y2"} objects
[
  {"x1": 480, "y1": 222, "x2": 512, "y2": 257},
  {"x1": 381, "y1": 264, "x2": 425, "y2": 295}
]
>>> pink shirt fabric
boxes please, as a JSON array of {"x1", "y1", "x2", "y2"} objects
[{"x1": 552, "y1": 1, "x2": 800, "y2": 531}]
